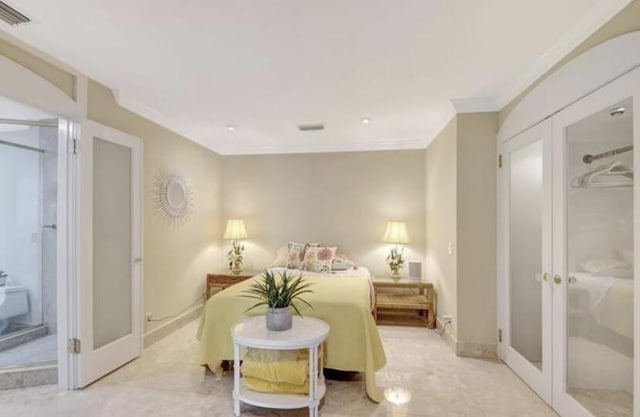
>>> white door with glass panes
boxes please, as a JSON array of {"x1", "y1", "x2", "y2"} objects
[
  {"x1": 550, "y1": 63, "x2": 639, "y2": 417},
  {"x1": 73, "y1": 120, "x2": 143, "y2": 387},
  {"x1": 498, "y1": 119, "x2": 553, "y2": 405},
  {"x1": 499, "y1": 57, "x2": 640, "y2": 417}
]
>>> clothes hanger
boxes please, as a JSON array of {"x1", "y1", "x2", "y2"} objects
[{"x1": 571, "y1": 160, "x2": 633, "y2": 188}]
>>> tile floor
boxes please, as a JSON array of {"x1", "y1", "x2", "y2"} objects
[
  {"x1": 0, "y1": 334, "x2": 57, "y2": 368},
  {"x1": 0, "y1": 319, "x2": 558, "y2": 417}
]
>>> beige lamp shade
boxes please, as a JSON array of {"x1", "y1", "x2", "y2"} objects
[
  {"x1": 222, "y1": 219, "x2": 248, "y2": 240},
  {"x1": 382, "y1": 221, "x2": 410, "y2": 244}
]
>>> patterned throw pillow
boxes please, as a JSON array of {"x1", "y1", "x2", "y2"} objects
[
  {"x1": 287, "y1": 241, "x2": 308, "y2": 269},
  {"x1": 302, "y1": 246, "x2": 338, "y2": 273}
]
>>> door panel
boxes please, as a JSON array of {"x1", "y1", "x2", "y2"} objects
[
  {"x1": 92, "y1": 137, "x2": 133, "y2": 350},
  {"x1": 500, "y1": 119, "x2": 553, "y2": 404},
  {"x1": 552, "y1": 67, "x2": 640, "y2": 417},
  {"x1": 76, "y1": 120, "x2": 142, "y2": 388}
]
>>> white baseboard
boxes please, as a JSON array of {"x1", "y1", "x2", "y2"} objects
[
  {"x1": 143, "y1": 304, "x2": 204, "y2": 348},
  {"x1": 436, "y1": 316, "x2": 458, "y2": 352},
  {"x1": 435, "y1": 317, "x2": 497, "y2": 359}
]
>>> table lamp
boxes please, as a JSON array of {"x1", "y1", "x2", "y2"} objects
[
  {"x1": 382, "y1": 221, "x2": 410, "y2": 281},
  {"x1": 223, "y1": 219, "x2": 248, "y2": 275}
]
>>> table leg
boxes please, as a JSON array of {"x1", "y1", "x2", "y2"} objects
[
  {"x1": 308, "y1": 344, "x2": 318, "y2": 417},
  {"x1": 233, "y1": 343, "x2": 240, "y2": 416}
]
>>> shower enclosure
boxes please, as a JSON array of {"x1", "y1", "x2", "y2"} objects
[{"x1": 0, "y1": 117, "x2": 58, "y2": 371}]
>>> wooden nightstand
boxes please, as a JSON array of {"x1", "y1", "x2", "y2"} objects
[
  {"x1": 206, "y1": 272, "x2": 259, "y2": 300},
  {"x1": 373, "y1": 279, "x2": 435, "y2": 328}
]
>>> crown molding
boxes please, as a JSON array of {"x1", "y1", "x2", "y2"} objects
[
  {"x1": 493, "y1": 0, "x2": 633, "y2": 110},
  {"x1": 450, "y1": 97, "x2": 500, "y2": 114},
  {"x1": 215, "y1": 137, "x2": 428, "y2": 156},
  {"x1": 111, "y1": 89, "x2": 222, "y2": 152}
]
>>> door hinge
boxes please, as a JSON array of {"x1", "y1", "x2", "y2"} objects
[
  {"x1": 72, "y1": 138, "x2": 78, "y2": 155},
  {"x1": 498, "y1": 329, "x2": 503, "y2": 343},
  {"x1": 68, "y1": 338, "x2": 81, "y2": 354},
  {"x1": 498, "y1": 154, "x2": 503, "y2": 168}
]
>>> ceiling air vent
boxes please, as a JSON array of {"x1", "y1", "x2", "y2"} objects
[
  {"x1": 0, "y1": 1, "x2": 30, "y2": 26},
  {"x1": 298, "y1": 124, "x2": 324, "y2": 132}
]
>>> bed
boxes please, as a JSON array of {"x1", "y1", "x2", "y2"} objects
[
  {"x1": 196, "y1": 266, "x2": 386, "y2": 402},
  {"x1": 570, "y1": 272, "x2": 633, "y2": 340}
]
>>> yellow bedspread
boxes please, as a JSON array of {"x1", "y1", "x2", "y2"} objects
[{"x1": 196, "y1": 273, "x2": 386, "y2": 402}]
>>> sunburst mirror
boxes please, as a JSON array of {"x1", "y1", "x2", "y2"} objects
[{"x1": 153, "y1": 171, "x2": 194, "y2": 225}]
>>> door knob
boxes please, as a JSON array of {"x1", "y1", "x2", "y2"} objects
[
  {"x1": 553, "y1": 275, "x2": 562, "y2": 285},
  {"x1": 535, "y1": 273, "x2": 550, "y2": 282}
]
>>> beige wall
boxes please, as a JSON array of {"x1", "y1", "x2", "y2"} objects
[
  {"x1": 500, "y1": 0, "x2": 640, "y2": 125},
  {"x1": 424, "y1": 118, "x2": 458, "y2": 337},
  {"x1": 222, "y1": 150, "x2": 426, "y2": 277},
  {"x1": 87, "y1": 81, "x2": 224, "y2": 327},
  {"x1": 456, "y1": 113, "x2": 498, "y2": 347},
  {"x1": 424, "y1": 113, "x2": 498, "y2": 353},
  {"x1": 0, "y1": 35, "x2": 75, "y2": 98}
]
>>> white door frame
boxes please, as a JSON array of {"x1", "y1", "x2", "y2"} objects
[
  {"x1": 550, "y1": 65, "x2": 640, "y2": 417},
  {"x1": 497, "y1": 119, "x2": 554, "y2": 404}
]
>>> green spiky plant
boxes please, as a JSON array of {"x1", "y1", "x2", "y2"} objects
[{"x1": 242, "y1": 270, "x2": 314, "y2": 317}]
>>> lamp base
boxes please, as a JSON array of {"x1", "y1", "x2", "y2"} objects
[{"x1": 390, "y1": 270, "x2": 402, "y2": 282}]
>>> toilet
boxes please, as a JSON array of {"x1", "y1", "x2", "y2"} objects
[{"x1": 0, "y1": 286, "x2": 29, "y2": 334}]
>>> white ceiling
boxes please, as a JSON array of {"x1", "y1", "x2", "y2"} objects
[{"x1": 0, "y1": 0, "x2": 632, "y2": 154}]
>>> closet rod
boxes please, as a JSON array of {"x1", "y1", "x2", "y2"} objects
[{"x1": 583, "y1": 145, "x2": 633, "y2": 164}]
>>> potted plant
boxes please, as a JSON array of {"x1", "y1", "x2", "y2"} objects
[{"x1": 242, "y1": 270, "x2": 313, "y2": 331}]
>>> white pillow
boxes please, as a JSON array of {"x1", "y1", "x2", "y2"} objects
[
  {"x1": 580, "y1": 258, "x2": 633, "y2": 278},
  {"x1": 270, "y1": 246, "x2": 289, "y2": 267},
  {"x1": 332, "y1": 253, "x2": 355, "y2": 271}
]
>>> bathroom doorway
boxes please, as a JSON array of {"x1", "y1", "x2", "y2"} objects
[{"x1": 0, "y1": 95, "x2": 59, "y2": 384}]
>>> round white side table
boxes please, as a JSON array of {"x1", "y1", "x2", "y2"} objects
[{"x1": 231, "y1": 316, "x2": 330, "y2": 417}]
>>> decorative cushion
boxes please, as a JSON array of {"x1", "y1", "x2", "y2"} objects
[
  {"x1": 302, "y1": 246, "x2": 337, "y2": 273},
  {"x1": 287, "y1": 241, "x2": 308, "y2": 269}
]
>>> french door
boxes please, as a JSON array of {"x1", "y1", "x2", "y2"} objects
[
  {"x1": 498, "y1": 119, "x2": 553, "y2": 404},
  {"x1": 501, "y1": 66, "x2": 640, "y2": 417},
  {"x1": 72, "y1": 120, "x2": 143, "y2": 387},
  {"x1": 550, "y1": 65, "x2": 639, "y2": 417}
]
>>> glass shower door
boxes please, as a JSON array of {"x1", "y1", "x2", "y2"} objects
[{"x1": 0, "y1": 119, "x2": 58, "y2": 370}]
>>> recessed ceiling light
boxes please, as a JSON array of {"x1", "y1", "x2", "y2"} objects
[
  {"x1": 226, "y1": 125, "x2": 236, "y2": 131},
  {"x1": 361, "y1": 118, "x2": 371, "y2": 125},
  {"x1": 610, "y1": 107, "x2": 626, "y2": 117}
]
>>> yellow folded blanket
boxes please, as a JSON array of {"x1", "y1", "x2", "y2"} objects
[
  {"x1": 243, "y1": 376, "x2": 308, "y2": 394},
  {"x1": 241, "y1": 348, "x2": 309, "y2": 386}
]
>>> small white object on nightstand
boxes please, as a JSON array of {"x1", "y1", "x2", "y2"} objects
[{"x1": 231, "y1": 316, "x2": 330, "y2": 417}]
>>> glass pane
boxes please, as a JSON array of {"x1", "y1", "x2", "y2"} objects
[
  {"x1": 566, "y1": 98, "x2": 633, "y2": 417},
  {"x1": 0, "y1": 121, "x2": 58, "y2": 369},
  {"x1": 93, "y1": 137, "x2": 132, "y2": 349},
  {"x1": 509, "y1": 139, "x2": 543, "y2": 369}
]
